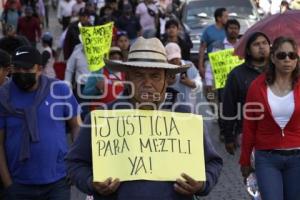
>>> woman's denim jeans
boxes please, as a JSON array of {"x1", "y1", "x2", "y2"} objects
[{"x1": 255, "y1": 150, "x2": 300, "y2": 200}]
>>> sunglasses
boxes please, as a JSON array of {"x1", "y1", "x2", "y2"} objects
[{"x1": 275, "y1": 52, "x2": 299, "y2": 60}]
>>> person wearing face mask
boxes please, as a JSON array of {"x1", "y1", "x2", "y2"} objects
[
  {"x1": 0, "y1": 46, "x2": 81, "y2": 200},
  {"x1": 16, "y1": 6, "x2": 41, "y2": 47}
]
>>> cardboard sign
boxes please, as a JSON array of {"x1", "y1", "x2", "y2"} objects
[
  {"x1": 91, "y1": 109, "x2": 206, "y2": 182},
  {"x1": 80, "y1": 22, "x2": 113, "y2": 72},
  {"x1": 208, "y1": 48, "x2": 244, "y2": 89}
]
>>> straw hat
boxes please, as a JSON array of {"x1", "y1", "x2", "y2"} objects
[{"x1": 105, "y1": 37, "x2": 190, "y2": 74}]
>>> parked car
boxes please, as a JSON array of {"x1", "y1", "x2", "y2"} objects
[{"x1": 181, "y1": 0, "x2": 261, "y2": 63}]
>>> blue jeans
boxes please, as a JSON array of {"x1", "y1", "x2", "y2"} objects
[
  {"x1": 255, "y1": 150, "x2": 300, "y2": 200},
  {"x1": 3, "y1": 178, "x2": 70, "y2": 200}
]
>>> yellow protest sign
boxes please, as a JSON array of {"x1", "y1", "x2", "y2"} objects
[
  {"x1": 91, "y1": 109, "x2": 206, "y2": 182},
  {"x1": 80, "y1": 22, "x2": 113, "y2": 72},
  {"x1": 208, "y1": 48, "x2": 244, "y2": 89}
]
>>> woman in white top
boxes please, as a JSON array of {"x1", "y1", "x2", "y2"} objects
[{"x1": 240, "y1": 36, "x2": 300, "y2": 200}]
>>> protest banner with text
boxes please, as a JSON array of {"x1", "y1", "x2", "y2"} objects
[
  {"x1": 208, "y1": 48, "x2": 244, "y2": 89},
  {"x1": 91, "y1": 109, "x2": 206, "y2": 182},
  {"x1": 80, "y1": 22, "x2": 113, "y2": 72}
]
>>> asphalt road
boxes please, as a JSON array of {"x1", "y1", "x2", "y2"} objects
[{"x1": 1, "y1": 7, "x2": 251, "y2": 200}]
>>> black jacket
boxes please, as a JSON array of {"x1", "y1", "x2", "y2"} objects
[
  {"x1": 63, "y1": 21, "x2": 92, "y2": 60},
  {"x1": 222, "y1": 62, "x2": 263, "y2": 143},
  {"x1": 63, "y1": 21, "x2": 81, "y2": 60}
]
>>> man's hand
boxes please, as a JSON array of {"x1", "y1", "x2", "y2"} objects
[
  {"x1": 174, "y1": 173, "x2": 205, "y2": 196},
  {"x1": 225, "y1": 142, "x2": 237, "y2": 155},
  {"x1": 96, "y1": 80, "x2": 105, "y2": 93},
  {"x1": 3, "y1": 180, "x2": 13, "y2": 188},
  {"x1": 180, "y1": 74, "x2": 196, "y2": 88},
  {"x1": 92, "y1": 178, "x2": 120, "y2": 196},
  {"x1": 198, "y1": 41, "x2": 207, "y2": 79}
]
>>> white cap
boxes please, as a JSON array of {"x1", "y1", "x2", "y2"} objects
[{"x1": 165, "y1": 42, "x2": 181, "y2": 61}]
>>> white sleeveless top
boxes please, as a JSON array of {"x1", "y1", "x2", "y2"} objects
[
  {"x1": 43, "y1": 47, "x2": 56, "y2": 79},
  {"x1": 267, "y1": 87, "x2": 294, "y2": 129}
]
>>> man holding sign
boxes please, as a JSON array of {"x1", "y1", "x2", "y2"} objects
[{"x1": 66, "y1": 37, "x2": 222, "y2": 200}]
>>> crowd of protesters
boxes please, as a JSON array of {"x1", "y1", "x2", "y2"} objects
[{"x1": 0, "y1": 0, "x2": 300, "y2": 200}]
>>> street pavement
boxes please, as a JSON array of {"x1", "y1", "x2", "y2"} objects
[
  {"x1": 200, "y1": 107, "x2": 250, "y2": 200},
  {"x1": 36, "y1": 7, "x2": 251, "y2": 200}
]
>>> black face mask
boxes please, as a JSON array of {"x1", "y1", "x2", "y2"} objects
[{"x1": 12, "y1": 73, "x2": 37, "y2": 91}]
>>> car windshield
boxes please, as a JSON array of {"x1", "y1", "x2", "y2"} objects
[{"x1": 185, "y1": 0, "x2": 257, "y2": 27}]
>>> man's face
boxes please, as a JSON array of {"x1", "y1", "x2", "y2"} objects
[
  {"x1": 280, "y1": 4, "x2": 288, "y2": 12},
  {"x1": 109, "y1": 52, "x2": 122, "y2": 61},
  {"x1": 127, "y1": 68, "x2": 167, "y2": 104},
  {"x1": 249, "y1": 36, "x2": 270, "y2": 62},
  {"x1": 168, "y1": 58, "x2": 181, "y2": 66},
  {"x1": 0, "y1": 67, "x2": 10, "y2": 86},
  {"x1": 11, "y1": 64, "x2": 40, "y2": 74},
  {"x1": 226, "y1": 24, "x2": 240, "y2": 40},
  {"x1": 11, "y1": 64, "x2": 42, "y2": 90},
  {"x1": 167, "y1": 58, "x2": 180, "y2": 85},
  {"x1": 6, "y1": 26, "x2": 16, "y2": 37},
  {"x1": 218, "y1": 11, "x2": 228, "y2": 25},
  {"x1": 80, "y1": 15, "x2": 90, "y2": 25},
  {"x1": 124, "y1": 10, "x2": 132, "y2": 17},
  {"x1": 167, "y1": 73, "x2": 176, "y2": 85},
  {"x1": 104, "y1": 7, "x2": 113, "y2": 16},
  {"x1": 166, "y1": 24, "x2": 179, "y2": 38},
  {"x1": 9, "y1": 1, "x2": 17, "y2": 10},
  {"x1": 25, "y1": 11, "x2": 32, "y2": 17},
  {"x1": 110, "y1": 2, "x2": 118, "y2": 10}
]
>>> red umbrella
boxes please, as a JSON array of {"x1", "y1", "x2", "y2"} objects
[{"x1": 234, "y1": 10, "x2": 300, "y2": 58}]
